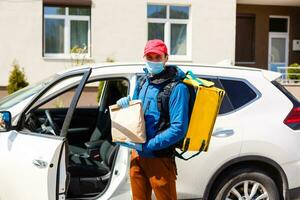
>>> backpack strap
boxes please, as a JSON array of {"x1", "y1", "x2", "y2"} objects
[
  {"x1": 136, "y1": 75, "x2": 147, "y2": 96},
  {"x1": 156, "y1": 80, "x2": 180, "y2": 132},
  {"x1": 175, "y1": 140, "x2": 206, "y2": 161},
  {"x1": 153, "y1": 80, "x2": 181, "y2": 158}
]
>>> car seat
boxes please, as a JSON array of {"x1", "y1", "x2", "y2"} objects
[{"x1": 67, "y1": 140, "x2": 118, "y2": 197}]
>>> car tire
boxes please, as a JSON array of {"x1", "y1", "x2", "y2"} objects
[{"x1": 211, "y1": 168, "x2": 280, "y2": 200}]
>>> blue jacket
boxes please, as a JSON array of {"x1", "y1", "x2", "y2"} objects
[{"x1": 132, "y1": 65, "x2": 189, "y2": 158}]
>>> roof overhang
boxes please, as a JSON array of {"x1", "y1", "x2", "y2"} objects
[{"x1": 237, "y1": 0, "x2": 300, "y2": 6}]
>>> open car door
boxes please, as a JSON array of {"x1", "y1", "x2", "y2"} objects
[{"x1": 0, "y1": 68, "x2": 92, "y2": 200}]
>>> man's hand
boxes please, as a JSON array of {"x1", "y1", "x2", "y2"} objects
[
  {"x1": 0, "y1": 119, "x2": 5, "y2": 128},
  {"x1": 115, "y1": 141, "x2": 143, "y2": 151},
  {"x1": 116, "y1": 95, "x2": 131, "y2": 108}
]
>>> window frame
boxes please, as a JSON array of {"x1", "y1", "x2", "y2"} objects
[
  {"x1": 43, "y1": 6, "x2": 91, "y2": 59},
  {"x1": 196, "y1": 75, "x2": 235, "y2": 115},
  {"x1": 269, "y1": 15, "x2": 289, "y2": 34},
  {"x1": 195, "y1": 74, "x2": 261, "y2": 115},
  {"x1": 147, "y1": 4, "x2": 192, "y2": 61},
  {"x1": 217, "y1": 76, "x2": 261, "y2": 115}
]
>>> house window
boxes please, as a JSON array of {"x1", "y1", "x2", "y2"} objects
[
  {"x1": 235, "y1": 14, "x2": 256, "y2": 64},
  {"x1": 147, "y1": 4, "x2": 190, "y2": 60},
  {"x1": 43, "y1": 6, "x2": 91, "y2": 58}
]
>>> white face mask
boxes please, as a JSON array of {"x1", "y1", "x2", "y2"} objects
[{"x1": 145, "y1": 61, "x2": 164, "y2": 74}]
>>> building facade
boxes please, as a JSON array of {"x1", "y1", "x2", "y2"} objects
[{"x1": 0, "y1": 0, "x2": 300, "y2": 97}]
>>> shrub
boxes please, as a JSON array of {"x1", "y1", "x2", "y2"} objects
[
  {"x1": 7, "y1": 61, "x2": 29, "y2": 94},
  {"x1": 287, "y1": 63, "x2": 300, "y2": 80}
]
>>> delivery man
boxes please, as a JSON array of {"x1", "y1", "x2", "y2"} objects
[{"x1": 116, "y1": 39, "x2": 189, "y2": 200}]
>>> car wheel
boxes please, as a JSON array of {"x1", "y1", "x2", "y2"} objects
[{"x1": 211, "y1": 168, "x2": 280, "y2": 200}]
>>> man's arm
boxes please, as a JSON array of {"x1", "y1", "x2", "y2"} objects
[{"x1": 145, "y1": 83, "x2": 189, "y2": 151}]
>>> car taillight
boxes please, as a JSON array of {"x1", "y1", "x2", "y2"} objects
[{"x1": 284, "y1": 107, "x2": 300, "y2": 130}]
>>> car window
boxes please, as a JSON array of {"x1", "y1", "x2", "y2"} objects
[
  {"x1": 100, "y1": 79, "x2": 129, "y2": 110},
  {"x1": 39, "y1": 78, "x2": 129, "y2": 110},
  {"x1": 0, "y1": 74, "x2": 57, "y2": 110},
  {"x1": 35, "y1": 76, "x2": 83, "y2": 109},
  {"x1": 41, "y1": 81, "x2": 103, "y2": 109},
  {"x1": 219, "y1": 79, "x2": 257, "y2": 110},
  {"x1": 197, "y1": 76, "x2": 234, "y2": 115}
]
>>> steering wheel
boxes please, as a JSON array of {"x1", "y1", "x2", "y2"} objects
[{"x1": 45, "y1": 110, "x2": 59, "y2": 135}]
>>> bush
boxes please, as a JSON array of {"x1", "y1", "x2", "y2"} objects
[
  {"x1": 7, "y1": 61, "x2": 29, "y2": 94},
  {"x1": 287, "y1": 63, "x2": 300, "y2": 80}
]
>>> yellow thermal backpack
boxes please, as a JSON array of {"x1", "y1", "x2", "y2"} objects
[{"x1": 175, "y1": 71, "x2": 225, "y2": 160}]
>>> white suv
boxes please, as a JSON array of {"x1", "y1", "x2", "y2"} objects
[{"x1": 0, "y1": 63, "x2": 299, "y2": 200}]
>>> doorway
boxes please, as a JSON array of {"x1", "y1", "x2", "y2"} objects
[{"x1": 268, "y1": 16, "x2": 289, "y2": 73}]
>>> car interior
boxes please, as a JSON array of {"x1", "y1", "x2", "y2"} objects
[{"x1": 22, "y1": 77, "x2": 129, "y2": 198}]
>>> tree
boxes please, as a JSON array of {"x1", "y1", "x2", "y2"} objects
[{"x1": 7, "y1": 61, "x2": 29, "y2": 94}]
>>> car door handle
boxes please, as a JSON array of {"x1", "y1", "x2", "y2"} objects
[
  {"x1": 32, "y1": 159, "x2": 48, "y2": 168},
  {"x1": 212, "y1": 129, "x2": 234, "y2": 138}
]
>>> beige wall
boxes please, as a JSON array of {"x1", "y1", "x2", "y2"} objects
[
  {"x1": 0, "y1": 0, "x2": 236, "y2": 87},
  {"x1": 0, "y1": 87, "x2": 8, "y2": 99},
  {"x1": 189, "y1": 0, "x2": 237, "y2": 64},
  {"x1": 92, "y1": 0, "x2": 147, "y2": 63}
]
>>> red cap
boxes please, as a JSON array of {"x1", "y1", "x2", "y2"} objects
[{"x1": 144, "y1": 39, "x2": 168, "y2": 56}]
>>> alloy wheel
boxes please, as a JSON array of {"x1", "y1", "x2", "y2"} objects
[{"x1": 225, "y1": 180, "x2": 269, "y2": 200}]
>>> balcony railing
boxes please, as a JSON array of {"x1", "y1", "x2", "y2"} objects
[{"x1": 277, "y1": 66, "x2": 300, "y2": 85}]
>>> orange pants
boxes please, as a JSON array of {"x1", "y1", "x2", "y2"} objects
[{"x1": 130, "y1": 150, "x2": 177, "y2": 200}]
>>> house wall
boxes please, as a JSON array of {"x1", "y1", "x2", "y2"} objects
[
  {"x1": 0, "y1": 87, "x2": 8, "y2": 99},
  {"x1": 0, "y1": 0, "x2": 236, "y2": 89},
  {"x1": 236, "y1": 4, "x2": 300, "y2": 69}
]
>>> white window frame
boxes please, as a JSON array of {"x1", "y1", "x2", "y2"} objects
[
  {"x1": 147, "y1": 4, "x2": 192, "y2": 61},
  {"x1": 43, "y1": 7, "x2": 91, "y2": 59}
]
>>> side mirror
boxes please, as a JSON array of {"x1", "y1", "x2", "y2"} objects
[{"x1": 0, "y1": 111, "x2": 12, "y2": 132}]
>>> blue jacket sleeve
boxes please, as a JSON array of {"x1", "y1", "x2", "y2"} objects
[{"x1": 145, "y1": 83, "x2": 189, "y2": 151}]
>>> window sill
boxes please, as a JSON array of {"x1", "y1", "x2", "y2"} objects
[{"x1": 43, "y1": 55, "x2": 93, "y2": 61}]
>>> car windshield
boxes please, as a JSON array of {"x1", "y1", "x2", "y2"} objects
[{"x1": 0, "y1": 74, "x2": 58, "y2": 110}]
